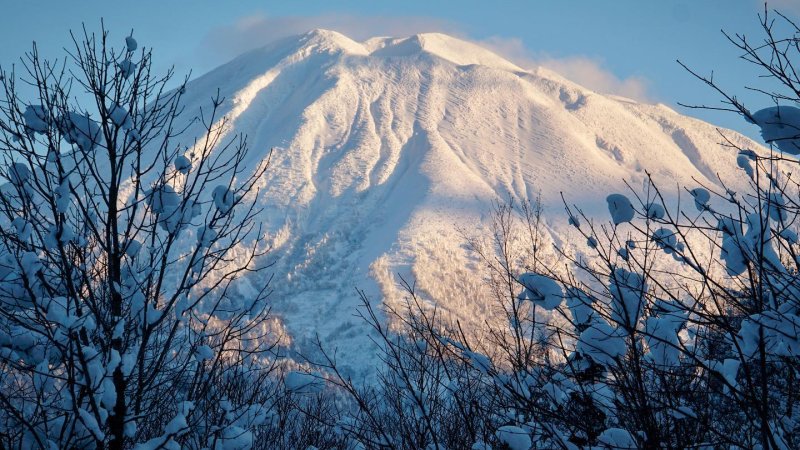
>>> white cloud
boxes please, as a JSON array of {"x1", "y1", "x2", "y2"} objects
[
  {"x1": 475, "y1": 36, "x2": 534, "y2": 66},
  {"x1": 199, "y1": 15, "x2": 654, "y2": 102},
  {"x1": 477, "y1": 36, "x2": 654, "y2": 102},
  {"x1": 200, "y1": 13, "x2": 460, "y2": 60},
  {"x1": 535, "y1": 56, "x2": 653, "y2": 102}
]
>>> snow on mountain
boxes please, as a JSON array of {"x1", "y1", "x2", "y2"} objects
[{"x1": 177, "y1": 29, "x2": 764, "y2": 372}]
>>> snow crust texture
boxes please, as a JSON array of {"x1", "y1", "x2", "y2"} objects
[{"x1": 178, "y1": 29, "x2": 765, "y2": 367}]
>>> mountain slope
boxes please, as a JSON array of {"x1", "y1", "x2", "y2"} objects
[{"x1": 178, "y1": 30, "x2": 764, "y2": 370}]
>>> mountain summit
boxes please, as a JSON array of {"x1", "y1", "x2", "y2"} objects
[{"x1": 179, "y1": 30, "x2": 762, "y2": 369}]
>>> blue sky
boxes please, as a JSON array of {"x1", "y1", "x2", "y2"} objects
[{"x1": 1, "y1": 1, "x2": 797, "y2": 139}]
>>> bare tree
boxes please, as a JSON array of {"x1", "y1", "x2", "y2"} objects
[
  {"x1": 0, "y1": 24, "x2": 280, "y2": 449},
  {"x1": 309, "y1": 6, "x2": 800, "y2": 450}
]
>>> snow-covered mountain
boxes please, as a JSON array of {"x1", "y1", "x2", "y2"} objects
[{"x1": 179, "y1": 29, "x2": 763, "y2": 370}]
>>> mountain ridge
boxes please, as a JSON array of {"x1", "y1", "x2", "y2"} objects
[{"x1": 176, "y1": 29, "x2": 765, "y2": 371}]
